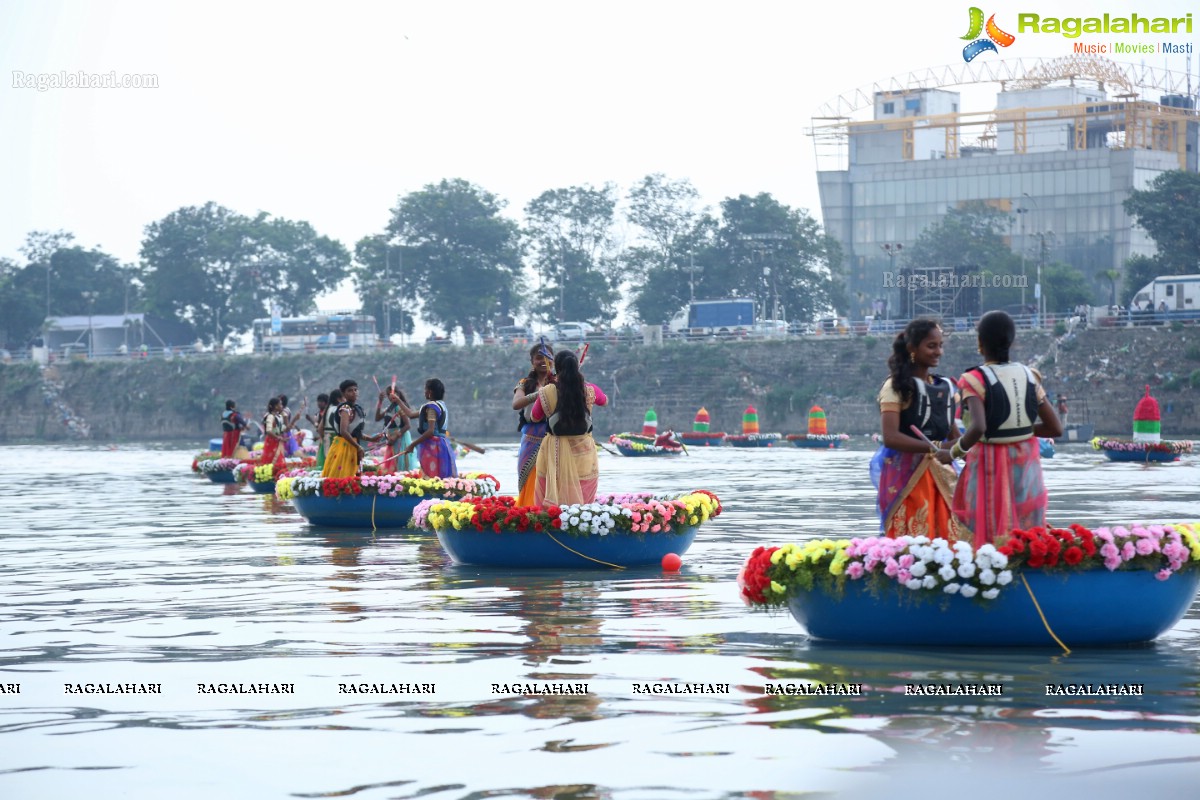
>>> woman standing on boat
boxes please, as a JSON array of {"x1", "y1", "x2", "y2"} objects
[
  {"x1": 937, "y1": 311, "x2": 1062, "y2": 545},
  {"x1": 219, "y1": 399, "x2": 246, "y2": 458},
  {"x1": 305, "y1": 393, "x2": 329, "y2": 466},
  {"x1": 528, "y1": 350, "x2": 607, "y2": 506},
  {"x1": 322, "y1": 380, "x2": 368, "y2": 479},
  {"x1": 260, "y1": 397, "x2": 288, "y2": 469},
  {"x1": 512, "y1": 342, "x2": 555, "y2": 507},
  {"x1": 873, "y1": 319, "x2": 963, "y2": 540},
  {"x1": 376, "y1": 386, "x2": 416, "y2": 473},
  {"x1": 400, "y1": 378, "x2": 457, "y2": 479}
]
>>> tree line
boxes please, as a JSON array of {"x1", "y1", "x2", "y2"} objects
[{"x1": 3, "y1": 170, "x2": 1197, "y2": 350}]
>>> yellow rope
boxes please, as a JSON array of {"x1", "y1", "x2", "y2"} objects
[
  {"x1": 371, "y1": 493, "x2": 377, "y2": 533},
  {"x1": 1020, "y1": 574, "x2": 1071, "y2": 655},
  {"x1": 543, "y1": 530, "x2": 626, "y2": 570}
]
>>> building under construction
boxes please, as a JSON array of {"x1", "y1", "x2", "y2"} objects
[{"x1": 813, "y1": 55, "x2": 1200, "y2": 318}]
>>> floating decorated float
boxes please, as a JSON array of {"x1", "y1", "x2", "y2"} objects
[
  {"x1": 679, "y1": 408, "x2": 726, "y2": 446},
  {"x1": 413, "y1": 490, "x2": 722, "y2": 568},
  {"x1": 786, "y1": 406, "x2": 850, "y2": 449},
  {"x1": 275, "y1": 471, "x2": 500, "y2": 529},
  {"x1": 192, "y1": 451, "x2": 221, "y2": 474},
  {"x1": 196, "y1": 457, "x2": 241, "y2": 483},
  {"x1": 609, "y1": 409, "x2": 684, "y2": 456},
  {"x1": 725, "y1": 406, "x2": 781, "y2": 448},
  {"x1": 1092, "y1": 387, "x2": 1193, "y2": 463},
  {"x1": 739, "y1": 521, "x2": 1200, "y2": 647}
]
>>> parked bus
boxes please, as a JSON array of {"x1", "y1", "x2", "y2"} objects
[{"x1": 252, "y1": 314, "x2": 378, "y2": 352}]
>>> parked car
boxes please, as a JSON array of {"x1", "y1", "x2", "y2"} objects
[
  {"x1": 552, "y1": 322, "x2": 595, "y2": 342},
  {"x1": 751, "y1": 319, "x2": 788, "y2": 338},
  {"x1": 496, "y1": 325, "x2": 535, "y2": 346}
]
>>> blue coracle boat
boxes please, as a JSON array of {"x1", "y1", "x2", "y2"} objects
[
  {"x1": 437, "y1": 525, "x2": 699, "y2": 568},
  {"x1": 292, "y1": 494, "x2": 425, "y2": 528}
]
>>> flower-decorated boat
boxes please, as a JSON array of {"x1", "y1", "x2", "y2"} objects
[
  {"x1": 412, "y1": 490, "x2": 722, "y2": 568},
  {"x1": 609, "y1": 433, "x2": 683, "y2": 457},
  {"x1": 786, "y1": 406, "x2": 850, "y2": 449},
  {"x1": 275, "y1": 471, "x2": 500, "y2": 529},
  {"x1": 1093, "y1": 387, "x2": 1194, "y2": 463},
  {"x1": 197, "y1": 457, "x2": 241, "y2": 483},
  {"x1": 609, "y1": 408, "x2": 684, "y2": 456},
  {"x1": 192, "y1": 451, "x2": 221, "y2": 474},
  {"x1": 740, "y1": 522, "x2": 1200, "y2": 647},
  {"x1": 725, "y1": 406, "x2": 781, "y2": 448},
  {"x1": 234, "y1": 457, "x2": 317, "y2": 494},
  {"x1": 679, "y1": 407, "x2": 726, "y2": 446}
]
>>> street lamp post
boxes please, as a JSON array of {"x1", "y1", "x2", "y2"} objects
[
  {"x1": 1015, "y1": 206, "x2": 1028, "y2": 309},
  {"x1": 879, "y1": 243, "x2": 903, "y2": 320},
  {"x1": 384, "y1": 246, "x2": 391, "y2": 343},
  {"x1": 81, "y1": 291, "x2": 98, "y2": 358}
]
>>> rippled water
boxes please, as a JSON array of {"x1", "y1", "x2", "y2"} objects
[{"x1": 2, "y1": 442, "x2": 1199, "y2": 799}]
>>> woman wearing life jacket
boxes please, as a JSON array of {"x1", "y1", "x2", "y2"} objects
[
  {"x1": 937, "y1": 310, "x2": 1062, "y2": 545},
  {"x1": 400, "y1": 378, "x2": 458, "y2": 479},
  {"x1": 305, "y1": 393, "x2": 330, "y2": 467},
  {"x1": 872, "y1": 319, "x2": 964, "y2": 539},
  {"x1": 219, "y1": 399, "x2": 246, "y2": 458},
  {"x1": 260, "y1": 397, "x2": 288, "y2": 469},
  {"x1": 376, "y1": 385, "x2": 416, "y2": 473},
  {"x1": 322, "y1": 380, "x2": 369, "y2": 479},
  {"x1": 512, "y1": 341, "x2": 555, "y2": 507},
  {"x1": 528, "y1": 350, "x2": 608, "y2": 506}
]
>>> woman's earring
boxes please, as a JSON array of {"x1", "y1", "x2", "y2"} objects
[{"x1": 909, "y1": 352, "x2": 916, "y2": 364}]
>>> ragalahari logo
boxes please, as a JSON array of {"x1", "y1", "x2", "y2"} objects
[{"x1": 961, "y1": 7, "x2": 1015, "y2": 61}]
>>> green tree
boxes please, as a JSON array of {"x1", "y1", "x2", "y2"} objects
[
  {"x1": 352, "y1": 235, "x2": 416, "y2": 341},
  {"x1": 141, "y1": 203, "x2": 350, "y2": 345},
  {"x1": 625, "y1": 174, "x2": 708, "y2": 325},
  {"x1": 1040, "y1": 262, "x2": 1092, "y2": 312},
  {"x1": 1120, "y1": 255, "x2": 1159, "y2": 307},
  {"x1": 701, "y1": 193, "x2": 842, "y2": 323},
  {"x1": 523, "y1": 183, "x2": 622, "y2": 325},
  {"x1": 903, "y1": 202, "x2": 1024, "y2": 311},
  {"x1": 386, "y1": 179, "x2": 524, "y2": 341},
  {"x1": 0, "y1": 231, "x2": 136, "y2": 348},
  {"x1": 1124, "y1": 170, "x2": 1200, "y2": 275}
]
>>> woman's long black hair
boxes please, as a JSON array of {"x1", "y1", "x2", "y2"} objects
[
  {"x1": 976, "y1": 310, "x2": 1015, "y2": 363},
  {"x1": 521, "y1": 342, "x2": 554, "y2": 394},
  {"x1": 888, "y1": 318, "x2": 941, "y2": 405},
  {"x1": 553, "y1": 351, "x2": 586, "y2": 431}
]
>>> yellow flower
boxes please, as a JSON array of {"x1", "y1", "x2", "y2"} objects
[{"x1": 769, "y1": 581, "x2": 786, "y2": 595}]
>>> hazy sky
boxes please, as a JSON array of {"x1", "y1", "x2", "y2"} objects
[{"x1": 2, "y1": 0, "x2": 1197, "y2": 315}]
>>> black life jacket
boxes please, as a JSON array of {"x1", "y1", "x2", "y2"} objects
[
  {"x1": 335, "y1": 402, "x2": 366, "y2": 443},
  {"x1": 417, "y1": 401, "x2": 449, "y2": 436},
  {"x1": 898, "y1": 375, "x2": 957, "y2": 442},
  {"x1": 221, "y1": 410, "x2": 239, "y2": 432},
  {"x1": 976, "y1": 363, "x2": 1039, "y2": 443}
]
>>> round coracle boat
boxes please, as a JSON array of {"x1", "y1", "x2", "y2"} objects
[
  {"x1": 609, "y1": 433, "x2": 683, "y2": 457},
  {"x1": 235, "y1": 458, "x2": 316, "y2": 494},
  {"x1": 1092, "y1": 437, "x2": 1192, "y2": 463},
  {"x1": 785, "y1": 433, "x2": 849, "y2": 449},
  {"x1": 197, "y1": 457, "x2": 241, "y2": 483},
  {"x1": 412, "y1": 490, "x2": 722, "y2": 569},
  {"x1": 725, "y1": 433, "x2": 781, "y2": 448},
  {"x1": 739, "y1": 521, "x2": 1200, "y2": 647},
  {"x1": 679, "y1": 431, "x2": 727, "y2": 446},
  {"x1": 275, "y1": 471, "x2": 500, "y2": 529}
]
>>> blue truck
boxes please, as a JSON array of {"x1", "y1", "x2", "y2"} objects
[{"x1": 671, "y1": 299, "x2": 756, "y2": 337}]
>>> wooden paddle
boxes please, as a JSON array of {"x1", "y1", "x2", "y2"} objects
[{"x1": 451, "y1": 437, "x2": 486, "y2": 454}]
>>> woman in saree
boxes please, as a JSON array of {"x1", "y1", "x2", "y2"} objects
[
  {"x1": 528, "y1": 350, "x2": 607, "y2": 506},
  {"x1": 322, "y1": 380, "x2": 367, "y2": 479},
  {"x1": 871, "y1": 318, "x2": 964, "y2": 540},
  {"x1": 936, "y1": 311, "x2": 1063, "y2": 545},
  {"x1": 259, "y1": 397, "x2": 288, "y2": 470},
  {"x1": 377, "y1": 385, "x2": 417, "y2": 473},
  {"x1": 400, "y1": 378, "x2": 457, "y2": 479},
  {"x1": 512, "y1": 342, "x2": 555, "y2": 507}
]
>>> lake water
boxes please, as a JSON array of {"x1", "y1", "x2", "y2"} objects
[{"x1": 2, "y1": 441, "x2": 1199, "y2": 799}]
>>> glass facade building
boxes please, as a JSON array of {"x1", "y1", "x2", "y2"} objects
[{"x1": 816, "y1": 84, "x2": 1199, "y2": 316}]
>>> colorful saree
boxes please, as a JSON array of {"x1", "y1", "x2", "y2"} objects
[
  {"x1": 951, "y1": 438, "x2": 1046, "y2": 547},
  {"x1": 871, "y1": 447, "x2": 964, "y2": 540},
  {"x1": 532, "y1": 384, "x2": 603, "y2": 506},
  {"x1": 516, "y1": 416, "x2": 548, "y2": 507}
]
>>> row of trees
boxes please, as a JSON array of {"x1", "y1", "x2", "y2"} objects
[{"x1": 4, "y1": 171, "x2": 1197, "y2": 350}]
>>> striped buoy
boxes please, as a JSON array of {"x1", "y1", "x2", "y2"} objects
[
  {"x1": 642, "y1": 408, "x2": 658, "y2": 437},
  {"x1": 1132, "y1": 386, "x2": 1161, "y2": 443},
  {"x1": 807, "y1": 406, "x2": 828, "y2": 436},
  {"x1": 742, "y1": 406, "x2": 759, "y2": 435},
  {"x1": 692, "y1": 407, "x2": 710, "y2": 433}
]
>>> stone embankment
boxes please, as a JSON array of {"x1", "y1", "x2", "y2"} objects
[{"x1": 1, "y1": 326, "x2": 1197, "y2": 443}]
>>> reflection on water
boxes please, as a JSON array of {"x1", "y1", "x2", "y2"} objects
[{"x1": 0, "y1": 443, "x2": 1198, "y2": 798}]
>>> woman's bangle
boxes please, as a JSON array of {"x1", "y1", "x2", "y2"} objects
[{"x1": 951, "y1": 442, "x2": 968, "y2": 460}]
